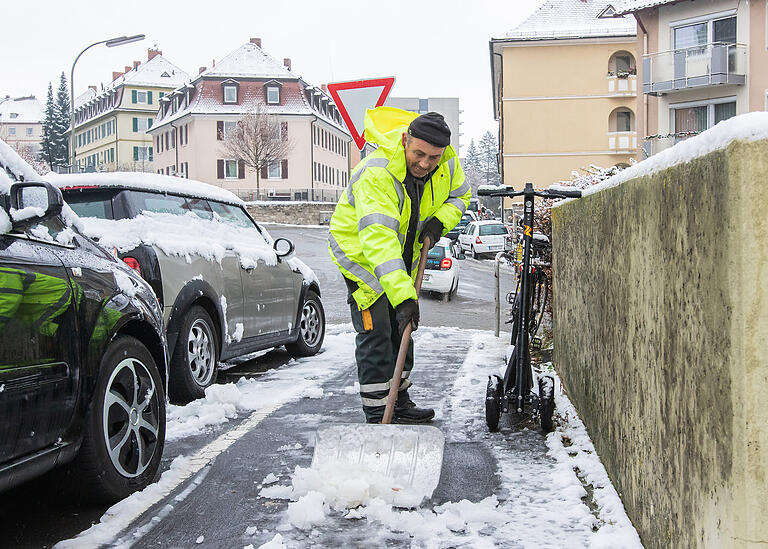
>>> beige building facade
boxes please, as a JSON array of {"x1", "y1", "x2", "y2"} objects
[
  {"x1": 0, "y1": 96, "x2": 44, "y2": 155},
  {"x1": 70, "y1": 49, "x2": 189, "y2": 173},
  {"x1": 150, "y1": 39, "x2": 351, "y2": 202},
  {"x1": 490, "y1": 0, "x2": 638, "y2": 200},
  {"x1": 617, "y1": 0, "x2": 768, "y2": 157}
]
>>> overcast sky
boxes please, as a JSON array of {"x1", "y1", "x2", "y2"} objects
[{"x1": 2, "y1": 0, "x2": 542, "y2": 154}]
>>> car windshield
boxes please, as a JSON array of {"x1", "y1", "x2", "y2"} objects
[
  {"x1": 427, "y1": 247, "x2": 446, "y2": 260},
  {"x1": 62, "y1": 190, "x2": 116, "y2": 219},
  {"x1": 128, "y1": 191, "x2": 188, "y2": 216},
  {"x1": 479, "y1": 224, "x2": 508, "y2": 236},
  {"x1": 209, "y1": 201, "x2": 256, "y2": 229}
]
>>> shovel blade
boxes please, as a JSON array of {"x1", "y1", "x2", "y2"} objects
[{"x1": 311, "y1": 424, "x2": 445, "y2": 505}]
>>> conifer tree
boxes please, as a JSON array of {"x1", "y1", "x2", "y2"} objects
[
  {"x1": 478, "y1": 131, "x2": 501, "y2": 186},
  {"x1": 464, "y1": 139, "x2": 481, "y2": 173},
  {"x1": 40, "y1": 83, "x2": 56, "y2": 167},
  {"x1": 53, "y1": 72, "x2": 71, "y2": 168}
]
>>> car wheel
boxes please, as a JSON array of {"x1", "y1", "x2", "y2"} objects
[
  {"x1": 469, "y1": 246, "x2": 477, "y2": 259},
  {"x1": 448, "y1": 279, "x2": 458, "y2": 301},
  {"x1": 170, "y1": 305, "x2": 219, "y2": 403},
  {"x1": 286, "y1": 290, "x2": 325, "y2": 358},
  {"x1": 68, "y1": 335, "x2": 165, "y2": 503}
]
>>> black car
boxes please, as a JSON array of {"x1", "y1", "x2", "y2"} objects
[
  {"x1": 446, "y1": 212, "x2": 478, "y2": 241},
  {"x1": 0, "y1": 151, "x2": 167, "y2": 502}
]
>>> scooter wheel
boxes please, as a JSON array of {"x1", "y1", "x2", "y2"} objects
[
  {"x1": 485, "y1": 375, "x2": 503, "y2": 432},
  {"x1": 538, "y1": 375, "x2": 555, "y2": 433}
]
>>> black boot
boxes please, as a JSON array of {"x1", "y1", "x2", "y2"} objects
[{"x1": 393, "y1": 390, "x2": 435, "y2": 424}]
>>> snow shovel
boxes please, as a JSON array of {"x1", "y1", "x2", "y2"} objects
[{"x1": 311, "y1": 237, "x2": 445, "y2": 506}]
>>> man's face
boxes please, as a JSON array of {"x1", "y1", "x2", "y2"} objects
[{"x1": 402, "y1": 133, "x2": 445, "y2": 179}]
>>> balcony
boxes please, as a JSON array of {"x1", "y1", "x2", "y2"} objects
[
  {"x1": 608, "y1": 131, "x2": 637, "y2": 153},
  {"x1": 607, "y1": 74, "x2": 637, "y2": 96},
  {"x1": 642, "y1": 43, "x2": 746, "y2": 95}
]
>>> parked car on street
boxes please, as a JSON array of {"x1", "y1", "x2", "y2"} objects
[
  {"x1": 0, "y1": 142, "x2": 167, "y2": 501},
  {"x1": 422, "y1": 237, "x2": 459, "y2": 300},
  {"x1": 457, "y1": 220, "x2": 509, "y2": 259},
  {"x1": 446, "y1": 211, "x2": 478, "y2": 242},
  {"x1": 49, "y1": 172, "x2": 325, "y2": 403}
]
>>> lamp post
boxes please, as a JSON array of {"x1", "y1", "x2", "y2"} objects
[{"x1": 70, "y1": 34, "x2": 145, "y2": 173}]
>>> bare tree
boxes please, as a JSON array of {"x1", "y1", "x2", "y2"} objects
[{"x1": 220, "y1": 107, "x2": 293, "y2": 193}]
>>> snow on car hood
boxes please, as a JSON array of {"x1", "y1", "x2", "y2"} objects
[{"x1": 79, "y1": 211, "x2": 285, "y2": 271}]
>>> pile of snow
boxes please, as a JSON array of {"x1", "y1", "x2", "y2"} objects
[
  {"x1": 569, "y1": 112, "x2": 768, "y2": 202},
  {"x1": 46, "y1": 171, "x2": 243, "y2": 206}
]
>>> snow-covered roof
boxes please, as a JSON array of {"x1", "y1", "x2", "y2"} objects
[
  {"x1": 496, "y1": 0, "x2": 637, "y2": 41},
  {"x1": 203, "y1": 42, "x2": 296, "y2": 80},
  {"x1": 615, "y1": 0, "x2": 678, "y2": 14},
  {"x1": 574, "y1": 112, "x2": 768, "y2": 199},
  {"x1": 111, "y1": 54, "x2": 190, "y2": 89},
  {"x1": 0, "y1": 96, "x2": 44, "y2": 124},
  {"x1": 45, "y1": 172, "x2": 244, "y2": 206}
]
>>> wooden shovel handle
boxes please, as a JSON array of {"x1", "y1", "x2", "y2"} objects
[{"x1": 382, "y1": 236, "x2": 431, "y2": 424}]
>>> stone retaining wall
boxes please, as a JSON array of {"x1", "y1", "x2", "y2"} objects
[
  {"x1": 551, "y1": 139, "x2": 768, "y2": 548},
  {"x1": 246, "y1": 202, "x2": 336, "y2": 225}
]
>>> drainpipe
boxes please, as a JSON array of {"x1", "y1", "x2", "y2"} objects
[
  {"x1": 310, "y1": 115, "x2": 317, "y2": 201},
  {"x1": 113, "y1": 114, "x2": 119, "y2": 169},
  {"x1": 492, "y1": 49, "x2": 505, "y2": 222}
]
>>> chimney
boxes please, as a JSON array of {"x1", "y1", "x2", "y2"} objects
[
  {"x1": 283, "y1": 58, "x2": 291, "y2": 70},
  {"x1": 125, "y1": 66, "x2": 132, "y2": 74},
  {"x1": 212, "y1": 59, "x2": 216, "y2": 67},
  {"x1": 199, "y1": 66, "x2": 207, "y2": 74},
  {"x1": 321, "y1": 83, "x2": 327, "y2": 92},
  {"x1": 148, "y1": 48, "x2": 162, "y2": 61},
  {"x1": 250, "y1": 37, "x2": 262, "y2": 47},
  {"x1": 88, "y1": 85, "x2": 97, "y2": 92},
  {"x1": 133, "y1": 60, "x2": 141, "y2": 69},
  {"x1": 112, "y1": 71, "x2": 124, "y2": 81}
]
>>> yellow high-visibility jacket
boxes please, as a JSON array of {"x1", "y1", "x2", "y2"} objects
[{"x1": 328, "y1": 107, "x2": 471, "y2": 310}]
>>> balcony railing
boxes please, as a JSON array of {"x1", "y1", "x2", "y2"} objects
[
  {"x1": 608, "y1": 131, "x2": 637, "y2": 152},
  {"x1": 641, "y1": 131, "x2": 701, "y2": 157},
  {"x1": 607, "y1": 74, "x2": 637, "y2": 96},
  {"x1": 642, "y1": 43, "x2": 746, "y2": 95}
]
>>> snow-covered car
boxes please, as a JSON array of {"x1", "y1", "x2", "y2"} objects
[
  {"x1": 49, "y1": 172, "x2": 325, "y2": 403},
  {"x1": 458, "y1": 220, "x2": 509, "y2": 259},
  {"x1": 421, "y1": 237, "x2": 459, "y2": 300},
  {"x1": 1, "y1": 141, "x2": 167, "y2": 501}
]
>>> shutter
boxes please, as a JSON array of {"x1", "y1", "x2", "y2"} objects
[
  {"x1": 238, "y1": 160, "x2": 245, "y2": 179},
  {"x1": 281, "y1": 122, "x2": 288, "y2": 141},
  {"x1": 132, "y1": 118, "x2": 138, "y2": 132},
  {"x1": 149, "y1": 147, "x2": 153, "y2": 161},
  {"x1": 159, "y1": 92, "x2": 164, "y2": 99},
  {"x1": 217, "y1": 159, "x2": 224, "y2": 179},
  {"x1": 148, "y1": 118, "x2": 153, "y2": 128},
  {"x1": 133, "y1": 147, "x2": 138, "y2": 161},
  {"x1": 261, "y1": 165, "x2": 268, "y2": 179},
  {"x1": 281, "y1": 159, "x2": 288, "y2": 179},
  {"x1": 217, "y1": 121, "x2": 223, "y2": 140},
  {"x1": 148, "y1": 91, "x2": 153, "y2": 104},
  {"x1": 132, "y1": 90, "x2": 137, "y2": 103}
]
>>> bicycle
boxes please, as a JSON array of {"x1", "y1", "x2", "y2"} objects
[{"x1": 477, "y1": 183, "x2": 581, "y2": 433}]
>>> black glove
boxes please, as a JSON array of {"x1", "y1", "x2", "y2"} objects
[
  {"x1": 418, "y1": 217, "x2": 443, "y2": 249},
  {"x1": 395, "y1": 299, "x2": 420, "y2": 336}
]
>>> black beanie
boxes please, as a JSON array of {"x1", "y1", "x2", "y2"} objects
[{"x1": 408, "y1": 112, "x2": 451, "y2": 147}]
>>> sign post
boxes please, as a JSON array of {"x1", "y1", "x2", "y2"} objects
[{"x1": 327, "y1": 77, "x2": 395, "y2": 151}]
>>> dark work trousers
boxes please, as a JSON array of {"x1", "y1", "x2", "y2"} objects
[{"x1": 345, "y1": 277, "x2": 413, "y2": 422}]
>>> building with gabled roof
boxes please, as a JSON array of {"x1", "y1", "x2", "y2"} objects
[
  {"x1": 70, "y1": 49, "x2": 190, "y2": 173},
  {"x1": 490, "y1": 0, "x2": 637, "y2": 207},
  {"x1": 616, "y1": 0, "x2": 768, "y2": 158},
  {"x1": 149, "y1": 38, "x2": 352, "y2": 201},
  {"x1": 0, "y1": 95, "x2": 44, "y2": 155}
]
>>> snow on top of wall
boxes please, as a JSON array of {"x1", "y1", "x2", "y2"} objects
[
  {"x1": 204, "y1": 42, "x2": 295, "y2": 80},
  {"x1": 0, "y1": 96, "x2": 44, "y2": 124},
  {"x1": 578, "y1": 112, "x2": 768, "y2": 199},
  {"x1": 499, "y1": 0, "x2": 636, "y2": 40},
  {"x1": 45, "y1": 171, "x2": 243, "y2": 205}
]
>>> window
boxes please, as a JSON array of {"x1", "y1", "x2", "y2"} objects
[
  {"x1": 674, "y1": 15, "x2": 736, "y2": 49},
  {"x1": 127, "y1": 191, "x2": 188, "y2": 216},
  {"x1": 267, "y1": 160, "x2": 281, "y2": 178},
  {"x1": 26, "y1": 127, "x2": 33, "y2": 136},
  {"x1": 479, "y1": 224, "x2": 508, "y2": 236},
  {"x1": 223, "y1": 85, "x2": 237, "y2": 104},
  {"x1": 615, "y1": 54, "x2": 632, "y2": 73},
  {"x1": 224, "y1": 159, "x2": 238, "y2": 179},
  {"x1": 671, "y1": 97, "x2": 736, "y2": 137},
  {"x1": 617, "y1": 111, "x2": 632, "y2": 132},
  {"x1": 64, "y1": 191, "x2": 115, "y2": 219},
  {"x1": 9, "y1": 113, "x2": 18, "y2": 119},
  {"x1": 134, "y1": 117, "x2": 149, "y2": 132},
  {"x1": 223, "y1": 121, "x2": 237, "y2": 138},
  {"x1": 419, "y1": 98, "x2": 429, "y2": 113},
  {"x1": 135, "y1": 90, "x2": 149, "y2": 104},
  {"x1": 266, "y1": 86, "x2": 280, "y2": 104},
  {"x1": 8, "y1": 127, "x2": 15, "y2": 135}
]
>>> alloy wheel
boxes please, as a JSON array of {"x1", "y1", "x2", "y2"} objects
[
  {"x1": 188, "y1": 318, "x2": 216, "y2": 387},
  {"x1": 102, "y1": 357, "x2": 161, "y2": 477},
  {"x1": 299, "y1": 300, "x2": 322, "y2": 347}
]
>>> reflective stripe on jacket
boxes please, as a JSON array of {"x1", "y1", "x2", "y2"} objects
[{"x1": 328, "y1": 107, "x2": 471, "y2": 310}]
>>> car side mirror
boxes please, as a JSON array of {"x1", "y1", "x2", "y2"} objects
[
  {"x1": 273, "y1": 237, "x2": 295, "y2": 259},
  {"x1": 9, "y1": 181, "x2": 63, "y2": 229}
]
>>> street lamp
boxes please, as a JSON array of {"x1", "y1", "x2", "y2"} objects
[{"x1": 70, "y1": 34, "x2": 145, "y2": 173}]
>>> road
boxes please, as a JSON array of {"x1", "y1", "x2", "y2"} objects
[{"x1": 0, "y1": 226, "x2": 639, "y2": 549}]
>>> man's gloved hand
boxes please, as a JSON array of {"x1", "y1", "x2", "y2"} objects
[
  {"x1": 418, "y1": 218, "x2": 443, "y2": 249},
  {"x1": 395, "y1": 299, "x2": 420, "y2": 336}
]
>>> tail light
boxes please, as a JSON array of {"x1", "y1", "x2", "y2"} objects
[
  {"x1": 122, "y1": 256, "x2": 142, "y2": 276},
  {"x1": 475, "y1": 236, "x2": 482, "y2": 244},
  {"x1": 440, "y1": 258, "x2": 452, "y2": 270}
]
